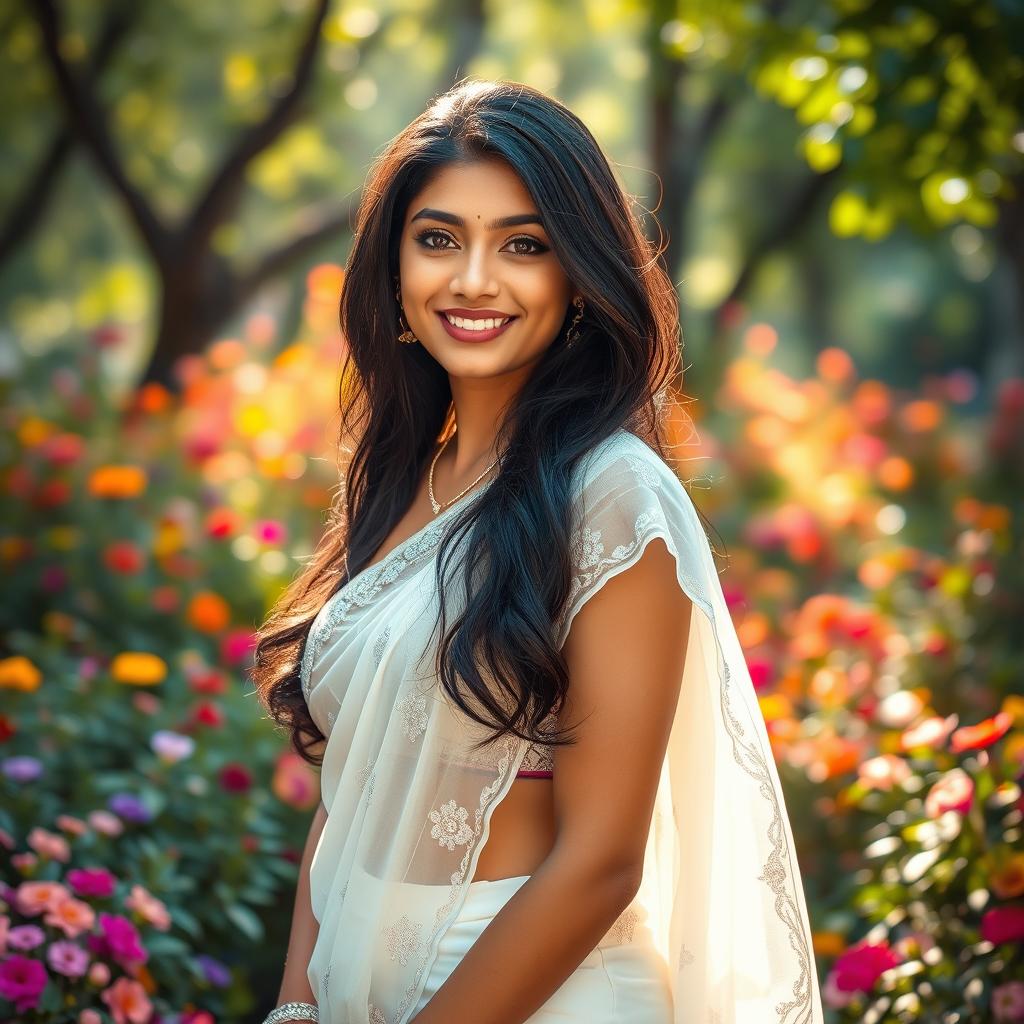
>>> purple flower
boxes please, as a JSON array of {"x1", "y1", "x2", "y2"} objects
[
  {"x1": 196, "y1": 953, "x2": 232, "y2": 988},
  {"x1": 1, "y1": 756, "x2": 43, "y2": 783},
  {"x1": 47, "y1": 939, "x2": 90, "y2": 978},
  {"x1": 7, "y1": 924, "x2": 46, "y2": 950},
  {"x1": 107, "y1": 792, "x2": 152, "y2": 824}
]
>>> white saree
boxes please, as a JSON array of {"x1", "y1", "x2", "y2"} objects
[{"x1": 301, "y1": 427, "x2": 824, "y2": 1024}]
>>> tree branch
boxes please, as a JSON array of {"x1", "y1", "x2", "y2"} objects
[
  {"x1": 0, "y1": 2, "x2": 135, "y2": 268},
  {"x1": 233, "y1": 198, "x2": 359, "y2": 305},
  {"x1": 29, "y1": 0, "x2": 169, "y2": 260},
  {"x1": 183, "y1": 0, "x2": 330, "y2": 252}
]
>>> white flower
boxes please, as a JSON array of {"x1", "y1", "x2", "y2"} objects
[{"x1": 428, "y1": 798, "x2": 474, "y2": 851}]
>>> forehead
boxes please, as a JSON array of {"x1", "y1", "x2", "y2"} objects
[{"x1": 405, "y1": 158, "x2": 539, "y2": 225}]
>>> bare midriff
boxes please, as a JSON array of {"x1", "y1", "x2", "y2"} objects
[{"x1": 472, "y1": 776, "x2": 556, "y2": 882}]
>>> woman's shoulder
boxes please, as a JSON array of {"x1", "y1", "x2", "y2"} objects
[{"x1": 575, "y1": 428, "x2": 678, "y2": 495}]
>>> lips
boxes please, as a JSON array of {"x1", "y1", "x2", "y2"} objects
[{"x1": 436, "y1": 311, "x2": 518, "y2": 343}]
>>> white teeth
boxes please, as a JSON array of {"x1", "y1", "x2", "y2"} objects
[{"x1": 444, "y1": 313, "x2": 511, "y2": 331}]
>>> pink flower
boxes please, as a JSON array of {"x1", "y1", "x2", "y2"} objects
[
  {"x1": 100, "y1": 976, "x2": 153, "y2": 1024},
  {"x1": 88, "y1": 810, "x2": 124, "y2": 836},
  {"x1": 11, "y1": 851, "x2": 38, "y2": 872},
  {"x1": 6, "y1": 924, "x2": 45, "y2": 950},
  {"x1": 0, "y1": 913, "x2": 8, "y2": 953},
  {"x1": 124, "y1": 885, "x2": 171, "y2": 931},
  {"x1": 80, "y1": 1011, "x2": 104, "y2": 1024},
  {"x1": 832, "y1": 938, "x2": 902, "y2": 993},
  {"x1": 924, "y1": 768, "x2": 974, "y2": 818},
  {"x1": 87, "y1": 913, "x2": 147, "y2": 968},
  {"x1": 88, "y1": 961, "x2": 111, "y2": 986},
  {"x1": 47, "y1": 938, "x2": 90, "y2": 978},
  {"x1": 981, "y1": 905, "x2": 1024, "y2": 945},
  {"x1": 67, "y1": 867, "x2": 117, "y2": 899},
  {"x1": 27, "y1": 826, "x2": 71, "y2": 862},
  {"x1": 56, "y1": 814, "x2": 89, "y2": 836},
  {"x1": 253, "y1": 519, "x2": 287, "y2": 545},
  {"x1": 0, "y1": 954, "x2": 48, "y2": 1013},
  {"x1": 993, "y1": 980, "x2": 1024, "y2": 1023},
  {"x1": 16, "y1": 879, "x2": 69, "y2": 915},
  {"x1": 857, "y1": 754, "x2": 912, "y2": 792},
  {"x1": 900, "y1": 714, "x2": 958, "y2": 752},
  {"x1": 821, "y1": 970, "x2": 857, "y2": 1009}
]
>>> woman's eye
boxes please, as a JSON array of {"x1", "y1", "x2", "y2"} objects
[
  {"x1": 416, "y1": 229, "x2": 454, "y2": 250},
  {"x1": 505, "y1": 236, "x2": 548, "y2": 256},
  {"x1": 414, "y1": 229, "x2": 548, "y2": 256}
]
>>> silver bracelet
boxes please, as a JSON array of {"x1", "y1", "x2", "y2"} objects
[{"x1": 262, "y1": 1002, "x2": 319, "y2": 1024}]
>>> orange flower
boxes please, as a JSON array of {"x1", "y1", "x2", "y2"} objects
[
  {"x1": 812, "y1": 930, "x2": 847, "y2": 957},
  {"x1": 110, "y1": 652, "x2": 167, "y2": 686},
  {"x1": 100, "y1": 977, "x2": 152, "y2": 1024},
  {"x1": 187, "y1": 591, "x2": 231, "y2": 633},
  {"x1": 88, "y1": 465, "x2": 148, "y2": 499},
  {"x1": 988, "y1": 849, "x2": 1024, "y2": 900},
  {"x1": 16, "y1": 880, "x2": 70, "y2": 915},
  {"x1": 44, "y1": 895, "x2": 96, "y2": 938},
  {"x1": 951, "y1": 711, "x2": 1013, "y2": 753},
  {"x1": 0, "y1": 655, "x2": 42, "y2": 692},
  {"x1": 272, "y1": 752, "x2": 319, "y2": 810}
]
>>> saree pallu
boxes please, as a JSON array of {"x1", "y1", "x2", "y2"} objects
[{"x1": 300, "y1": 428, "x2": 825, "y2": 1024}]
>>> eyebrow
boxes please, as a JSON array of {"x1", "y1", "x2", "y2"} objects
[{"x1": 410, "y1": 207, "x2": 545, "y2": 230}]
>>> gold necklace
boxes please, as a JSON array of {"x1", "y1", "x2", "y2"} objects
[{"x1": 428, "y1": 430, "x2": 498, "y2": 514}]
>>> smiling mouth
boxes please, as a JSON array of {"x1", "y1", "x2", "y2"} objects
[{"x1": 436, "y1": 311, "x2": 518, "y2": 342}]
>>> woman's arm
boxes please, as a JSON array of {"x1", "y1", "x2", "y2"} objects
[
  {"x1": 409, "y1": 536, "x2": 692, "y2": 1024},
  {"x1": 276, "y1": 798, "x2": 329, "y2": 1006}
]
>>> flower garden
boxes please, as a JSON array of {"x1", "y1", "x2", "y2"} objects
[{"x1": 1, "y1": 265, "x2": 1022, "y2": 1022}]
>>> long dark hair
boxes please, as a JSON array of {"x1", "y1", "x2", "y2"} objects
[{"x1": 252, "y1": 77, "x2": 702, "y2": 766}]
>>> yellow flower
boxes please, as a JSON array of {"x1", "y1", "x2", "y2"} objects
[
  {"x1": 110, "y1": 652, "x2": 167, "y2": 686},
  {"x1": 0, "y1": 655, "x2": 42, "y2": 692},
  {"x1": 1001, "y1": 695, "x2": 1024, "y2": 727}
]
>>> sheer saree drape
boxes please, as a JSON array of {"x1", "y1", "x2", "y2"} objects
[{"x1": 300, "y1": 428, "x2": 824, "y2": 1024}]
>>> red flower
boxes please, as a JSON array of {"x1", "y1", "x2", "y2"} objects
[
  {"x1": 104, "y1": 541, "x2": 146, "y2": 574},
  {"x1": 951, "y1": 712, "x2": 1013, "y2": 753},
  {"x1": 832, "y1": 939, "x2": 903, "y2": 993},
  {"x1": 189, "y1": 669, "x2": 227, "y2": 695},
  {"x1": 219, "y1": 763, "x2": 253, "y2": 794},
  {"x1": 191, "y1": 701, "x2": 225, "y2": 728},
  {"x1": 981, "y1": 904, "x2": 1024, "y2": 945}
]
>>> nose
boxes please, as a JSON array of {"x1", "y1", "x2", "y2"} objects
[{"x1": 450, "y1": 243, "x2": 499, "y2": 299}]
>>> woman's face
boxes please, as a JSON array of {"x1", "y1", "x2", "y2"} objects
[{"x1": 397, "y1": 157, "x2": 576, "y2": 381}]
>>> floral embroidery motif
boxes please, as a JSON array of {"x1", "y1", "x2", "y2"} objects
[
  {"x1": 367, "y1": 1003, "x2": 387, "y2": 1024},
  {"x1": 326, "y1": 709, "x2": 337, "y2": 732},
  {"x1": 397, "y1": 691, "x2": 429, "y2": 742},
  {"x1": 607, "y1": 904, "x2": 639, "y2": 945},
  {"x1": 573, "y1": 525, "x2": 604, "y2": 569},
  {"x1": 624, "y1": 452, "x2": 663, "y2": 490},
  {"x1": 322, "y1": 961, "x2": 331, "y2": 999},
  {"x1": 373, "y1": 624, "x2": 392, "y2": 665},
  {"x1": 382, "y1": 914, "x2": 422, "y2": 966},
  {"x1": 678, "y1": 944, "x2": 695, "y2": 968},
  {"x1": 428, "y1": 798, "x2": 474, "y2": 851}
]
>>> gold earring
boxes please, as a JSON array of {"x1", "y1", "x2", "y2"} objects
[
  {"x1": 395, "y1": 283, "x2": 419, "y2": 345},
  {"x1": 565, "y1": 295, "x2": 585, "y2": 349}
]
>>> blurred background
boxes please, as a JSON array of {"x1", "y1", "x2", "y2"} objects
[{"x1": 1, "y1": 2, "x2": 1022, "y2": 1022}]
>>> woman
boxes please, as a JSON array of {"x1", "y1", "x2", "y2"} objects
[{"x1": 254, "y1": 78, "x2": 824, "y2": 1024}]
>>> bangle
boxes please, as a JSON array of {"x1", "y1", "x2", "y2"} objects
[{"x1": 262, "y1": 1002, "x2": 319, "y2": 1024}]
